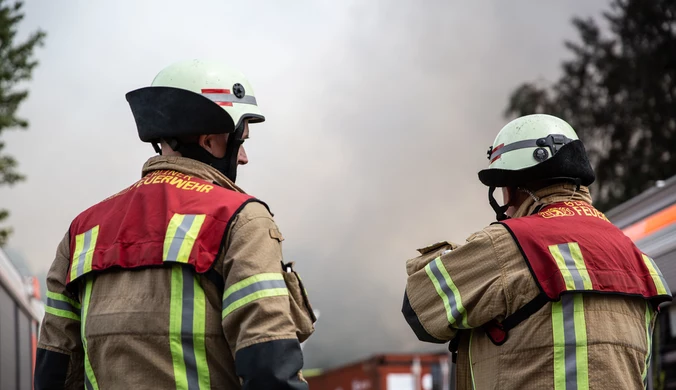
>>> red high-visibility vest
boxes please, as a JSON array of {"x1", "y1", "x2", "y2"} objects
[
  {"x1": 66, "y1": 170, "x2": 264, "y2": 286},
  {"x1": 483, "y1": 200, "x2": 672, "y2": 345}
]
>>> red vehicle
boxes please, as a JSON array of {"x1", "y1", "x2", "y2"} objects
[
  {"x1": 0, "y1": 247, "x2": 45, "y2": 389},
  {"x1": 305, "y1": 353, "x2": 451, "y2": 390}
]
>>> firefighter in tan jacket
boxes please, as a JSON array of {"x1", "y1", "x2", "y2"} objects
[
  {"x1": 35, "y1": 60, "x2": 315, "y2": 389},
  {"x1": 402, "y1": 114, "x2": 672, "y2": 389}
]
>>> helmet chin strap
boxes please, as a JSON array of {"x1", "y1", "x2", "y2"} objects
[
  {"x1": 488, "y1": 186, "x2": 511, "y2": 221},
  {"x1": 162, "y1": 124, "x2": 245, "y2": 183},
  {"x1": 222, "y1": 124, "x2": 245, "y2": 183}
]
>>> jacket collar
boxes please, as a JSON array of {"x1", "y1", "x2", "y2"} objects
[
  {"x1": 141, "y1": 156, "x2": 245, "y2": 193},
  {"x1": 512, "y1": 183, "x2": 593, "y2": 218}
]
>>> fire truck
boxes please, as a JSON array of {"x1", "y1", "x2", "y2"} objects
[
  {"x1": 0, "y1": 247, "x2": 45, "y2": 389},
  {"x1": 607, "y1": 176, "x2": 676, "y2": 390}
]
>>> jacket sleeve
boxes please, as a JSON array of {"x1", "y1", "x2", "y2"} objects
[
  {"x1": 402, "y1": 227, "x2": 508, "y2": 342},
  {"x1": 221, "y1": 202, "x2": 315, "y2": 390},
  {"x1": 35, "y1": 232, "x2": 85, "y2": 390}
]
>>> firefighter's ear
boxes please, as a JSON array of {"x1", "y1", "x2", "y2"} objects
[
  {"x1": 502, "y1": 187, "x2": 511, "y2": 205},
  {"x1": 198, "y1": 134, "x2": 212, "y2": 151}
]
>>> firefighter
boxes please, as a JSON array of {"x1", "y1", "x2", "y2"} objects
[
  {"x1": 35, "y1": 60, "x2": 315, "y2": 389},
  {"x1": 402, "y1": 114, "x2": 672, "y2": 389}
]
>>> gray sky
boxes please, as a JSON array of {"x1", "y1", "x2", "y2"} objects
[{"x1": 3, "y1": 0, "x2": 609, "y2": 368}]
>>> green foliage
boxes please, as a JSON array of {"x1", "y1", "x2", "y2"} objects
[
  {"x1": 0, "y1": 0, "x2": 45, "y2": 246},
  {"x1": 505, "y1": 0, "x2": 676, "y2": 211}
]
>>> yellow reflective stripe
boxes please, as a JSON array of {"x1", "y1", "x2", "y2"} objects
[
  {"x1": 168, "y1": 265, "x2": 211, "y2": 389},
  {"x1": 552, "y1": 294, "x2": 589, "y2": 390},
  {"x1": 163, "y1": 214, "x2": 207, "y2": 263},
  {"x1": 469, "y1": 329, "x2": 476, "y2": 390},
  {"x1": 45, "y1": 306, "x2": 81, "y2": 321},
  {"x1": 642, "y1": 303, "x2": 654, "y2": 387},
  {"x1": 568, "y1": 243, "x2": 593, "y2": 290},
  {"x1": 46, "y1": 291, "x2": 81, "y2": 321},
  {"x1": 81, "y1": 277, "x2": 99, "y2": 389},
  {"x1": 552, "y1": 299, "x2": 566, "y2": 389},
  {"x1": 222, "y1": 288, "x2": 288, "y2": 319},
  {"x1": 164, "y1": 214, "x2": 185, "y2": 261},
  {"x1": 46, "y1": 291, "x2": 81, "y2": 310},
  {"x1": 70, "y1": 232, "x2": 85, "y2": 281},
  {"x1": 177, "y1": 215, "x2": 205, "y2": 263},
  {"x1": 424, "y1": 257, "x2": 469, "y2": 329},
  {"x1": 222, "y1": 273, "x2": 288, "y2": 319},
  {"x1": 223, "y1": 273, "x2": 285, "y2": 300},
  {"x1": 642, "y1": 254, "x2": 669, "y2": 295},
  {"x1": 193, "y1": 276, "x2": 211, "y2": 390},
  {"x1": 549, "y1": 245, "x2": 576, "y2": 290},
  {"x1": 169, "y1": 266, "x2": 188, "y2": 389},
  {"x1": 70, "y1": 226, "x2": 100, "y2": 281},
  {"x1": 573, "y1": 294, "x2": 589, "y2": 389},
  {"x1": 83, "y1": 226, "x2": 99, "y2": 275}
]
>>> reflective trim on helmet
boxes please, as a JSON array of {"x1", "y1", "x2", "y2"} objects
[
  {"x1": 489, "y1": 134, "x2": 574, "y2": 162},
  {"x1": 489, "y1": 139, "x2": 539, "y2": 162},
  {"x1": 201, "y1": 89, "x2": 258, "y2": 106}
]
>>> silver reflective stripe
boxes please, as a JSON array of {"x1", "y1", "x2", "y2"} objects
[
  {"x1": 562, "y1": 295, "x2": 578, "y2": 390},
  {"x1": 558, "y1": 244, "x2": 585, "y2": 290},
  {"x1": 180, "y1": 266, "x2": 200, "y2": 390},
  {"x1": 222, "y1": 279, "x2": 286, "y2": 310},
  {"x1": 76, "y1": 230, "x2": 93, "y2": 278},
  {"x1": 429, "y1": 258, "x2": 464, "y2": 326},
  {"x1": 46, "y1": 298, "x2": 79, "y2": 314},
  {"x1": 490, "y1": 139, "x2": 539, "y2": 159},
  {"x1": 202, "y1": 93, "x2": 258, "y2": 106},
  {"x1": 166, "y1": 215, "x2": 196, "y2": 262}
]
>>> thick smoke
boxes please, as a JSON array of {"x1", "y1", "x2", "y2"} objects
[{"x1": 4, "y1": 0, "x2": 608, "y2": 370}]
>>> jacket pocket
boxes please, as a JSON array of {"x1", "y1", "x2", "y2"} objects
[{"x1": 281, "y1": 262, "x2": 316, "y2": 343}]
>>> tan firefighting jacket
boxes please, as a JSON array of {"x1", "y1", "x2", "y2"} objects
[
  {"x1": 403, "y1": 184, "x2": 659, "y2": 389},
  {"x1": 36, "y1": 156, "x2": 315, "y2": 389}
]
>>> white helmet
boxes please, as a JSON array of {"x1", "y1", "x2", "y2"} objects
[
  {"x1": 487, "y1": 114, "x2": 578, "y2": 171},
  {"x1": 478, "y1": 114, "x2": 595, "y2": 220},
  {"x1": 151, "y1": 59, "x2": 264, "y2": 129}
]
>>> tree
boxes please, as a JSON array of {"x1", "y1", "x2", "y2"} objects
[
  {"x1": 505, "y1": 0, "x2": 676, "y2": 211},
  {"x1": 0, "y1": 0, "x2": 45, "y2": 246}
]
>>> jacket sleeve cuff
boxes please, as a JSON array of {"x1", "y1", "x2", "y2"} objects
[
  {"x1": 34, "y1": 347, "x2": 70, "y2": 390},
  {"x1": 402, "y1": 292, "x2": 446, "y2": 343},
  {"x1": 235, "y1": 338, "x2": 308, "y2": 390}
]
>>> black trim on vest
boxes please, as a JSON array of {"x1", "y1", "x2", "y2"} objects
[
  {"x1": 235, "y1": 339, "x2": 307, "y2": 390},
  {"x1": 402, "y1": 292, "x2": 446, "y2": 344},
  {"x1": 203, "y1": 268, "x2": 225, "y2": 292},
  {"x1": 531, "y1": 204, "x2": 545, "y2": 215},
  {"x1": 494, "y1": 221, "x2": 546, "y2": 295},
  {"x1": 207, "y1": 197, "x2": 271, "y2": 296},
  {"x1": 34, "y1": 348, "x2": 70, "y2": 390}
]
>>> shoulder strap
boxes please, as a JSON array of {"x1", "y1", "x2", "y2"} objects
[{"x1": 483, "y1": 292, "x2": 550, "y2": 345}]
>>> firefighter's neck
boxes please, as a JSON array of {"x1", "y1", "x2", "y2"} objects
[
  {"x1": 502, "y1": 187, "x2": 533, "y2": 218},
  {"x1": 160, "y1": 141, "x2": 182, "y2": 157}
]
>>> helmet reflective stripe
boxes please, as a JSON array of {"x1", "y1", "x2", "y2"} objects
[
  {"x1": 488, "y1": 135, "x2": 575, "y2": 163},
  {"x1": 486, "y1": 114, "x2": 579, "y2": 171},
  {"x1": 201, "y1": 89, "x2": 258, "y2": 106}
]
